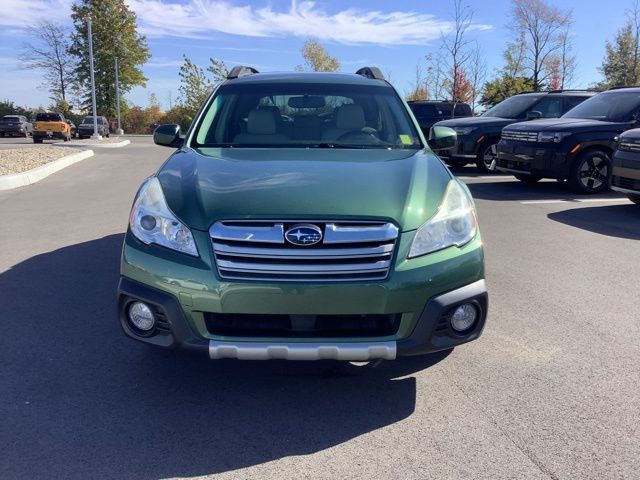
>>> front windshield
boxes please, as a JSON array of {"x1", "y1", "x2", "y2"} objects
[
  {"x1": 562, "y1": 91, "x2": 640, "y2": 121},
  {"x1": 482, "y1": 94, "x2": 543, "y2": 119},
  {"x1": 192, "y1": 82, "x2": 422, "y2": 149}
]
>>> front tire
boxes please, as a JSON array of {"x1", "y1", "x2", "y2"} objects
[
  {"x1": 514, "y1": 174, "x2": 542, "y2": 184},
  {"x1": 446, "y1": 159, "x2": 468, "y2": 168},
  {"x1": 568, "y1": 149, "x2": 611, "y2": 194},
  {"x1": 476, "y1": 141, "x2": 499, "y2": 173},
  {"x1": 628, "y1": 194, "x2": 640, "y2": 205}
]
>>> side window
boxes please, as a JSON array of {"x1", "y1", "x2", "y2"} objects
[
  {"x1": 529, "y1": 97, "x2": 564, "y2": 118},
  {"x1": 563, "y1": 96, "x2": 587, "y2": 113}
]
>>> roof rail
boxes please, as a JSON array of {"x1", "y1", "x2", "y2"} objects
[
  {"x1": 355, "y1": 66, "x2": 385, "y2": 80},
  {"x1": 546, "y1": 88, "x2": 600, "y2": 93},
  {"x1": 226, "y1": 66, "x2": 259, "y2": 79},
  {"x1": 608, "y1": 85, "x2": 640, "y2": 90}
]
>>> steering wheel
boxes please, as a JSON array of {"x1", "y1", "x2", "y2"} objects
[{"x1": 336, "y1": 130, "x2": 380, "y2": 143}]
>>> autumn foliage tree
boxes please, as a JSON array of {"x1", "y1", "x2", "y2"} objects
[{"x1": 298, "y1": 40, "x2": 340, "y2": 72}]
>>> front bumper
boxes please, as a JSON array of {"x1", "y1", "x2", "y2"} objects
[
  {"x1": 611, "y1": 150, "x2": 640, "y2": 194},
  {"x1": 496, "y1": 141, "x2": 574, "y2": 178},
  {"x1": 118, "y1": 229, "x2": 487, "y2": 360},
  {"x1": 439, "y1": 135, "x2": 481, "y2": 162}
]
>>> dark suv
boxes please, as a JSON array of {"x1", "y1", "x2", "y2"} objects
[
  {"x1": 610, "y1": 128, "x2": 640, "y2": 204},
  {"x1": 496, "y1": 87, "x2": 640, "y2": 193},
  {"x1": 408, "y1": 101, "x2": 472, "y2": 137},
  {"x1": 434, "y1": 90, "x2": 595, "y2": 172}
]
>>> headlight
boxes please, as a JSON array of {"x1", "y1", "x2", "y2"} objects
[
  {"x1": 408, "y1": 180, "x2": 478, "y2": 258},
  {"x1": 454, "y1": 127, "x2": 476, "y2": 136},
  {"x1": 129, "y1": 177, "x2": 199, "y2": 257},
  {"x1": 537, "y1": 131, "x2": 572, "y2": 143}
]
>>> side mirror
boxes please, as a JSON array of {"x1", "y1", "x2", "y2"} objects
[
  {"x1": 428, "y1": 126, "x2": 457, "y2": 151},
  {"x1": 154, "y1": 124, "x2": 184, "y2": 148},
  {"x1": 526, "y1": 110, "x2": 542, "y2": 120}
]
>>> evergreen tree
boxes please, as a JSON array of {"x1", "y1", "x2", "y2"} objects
[
  {"x1": 69, "y1": 0, "x2": 150, "y2": 118},
  {"x1": 178, "y1": 55, "x2": 212, "y2": 119},
  {"x1": 600, "y1": 23, "x2": 639, "y2": 88}
]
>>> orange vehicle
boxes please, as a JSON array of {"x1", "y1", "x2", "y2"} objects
[{"x1": 33, "y1": 112, "x2": 72, "y2": 143}]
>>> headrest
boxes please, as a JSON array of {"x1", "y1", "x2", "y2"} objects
[
  {"x1": 336, "y1": 104, "x2": 365, "y2": 130},
  {"x1": 247, "y1": 109, "x2": 277, "y2": 135},
  {"x1": 258, "y1": 105, "x2": 282, "y2": 120},
  {"x1": 294, "y1": 115, "x2": 322, "y2": 127}
]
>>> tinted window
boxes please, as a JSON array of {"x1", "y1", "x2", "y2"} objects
[
  {"x1": 82, "y1": 117, "x2": 104, "y2": 125},
  {"x1": 193, "y1": 82, "x2": 422, "y2": 149},
  {"x1": 562, "y1": 91, "x2": 640, "y2": 121},
  {"x1": 410, "y1": 104, "x2": 439, "y2": 118},
  {"x1": 482, "y1": 95, "x2": 544, "y2": 119},
  {"x1": 35, "y1": 113, "x2": 63, "y2": 122},
  {"x1": 529, "y1": 97, "x2": 564, "y2": 118},
  {"x1": 563, "y1": 96, "x2": 590, "y2": 112},
  {"x1": 454, "y1": 104, "x2": 472, "y2": 116},
  {"x1": 1, "y1": 116, "x2": 20, "y2": 122}
]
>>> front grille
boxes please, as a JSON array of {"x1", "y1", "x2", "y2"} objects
[
  {"x1": 612, "y1": 175, "x2": 640, "y2": 190},
  {"x1": 618, "y1": 141, "x2": 640, "y2": 152},
  {"x1": 501, "y1": 130, "x2": 538, "y2": 142},
  {"x1": 204, "y1": 312, "x2": 402, "y2": 338},
  {"x1": 210, "y1": 221, "x2": 398, "y2": 282}
]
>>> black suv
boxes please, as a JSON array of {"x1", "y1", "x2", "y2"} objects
[
  {"x1": 408, "y1": 101, "x2": 472, "y2": 137},
  {"x1": 77, "y1": 116, "x2": 110, "y2": 138},
  {"x1": 496, "y1": 87, "x2": 640, "y2": 193},
  {"x1": 610, "y1": 128, "x2": 640, "y2": 204},
  {"x1": 434, "y1": 90, "x2": 595, "y2": 172}
]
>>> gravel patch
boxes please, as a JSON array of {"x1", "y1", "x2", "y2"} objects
[{"x1": 0, "y1": 146, "x2": 87, "y2": 175}]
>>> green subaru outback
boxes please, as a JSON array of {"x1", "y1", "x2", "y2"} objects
[{"x1": 118, "y1": 66, "x2": 488, "y2": 361}]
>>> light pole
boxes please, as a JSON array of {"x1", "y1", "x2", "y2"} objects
[
  {"x1": 87, "y1": 16, "x2": 102, "y2": 140},
  {"x1": 114, "y1": 57, "x2": 124, "y2": 135}
]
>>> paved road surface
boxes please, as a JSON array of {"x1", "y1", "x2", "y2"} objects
[{"x1": 1, "y1": 137, "x2": 638, "y2": 479}]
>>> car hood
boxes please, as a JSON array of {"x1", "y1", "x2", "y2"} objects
[
  {"x1": 157, "y1": 147, "x2": 452, "y2": 232},
  {"x1": 504, "y1": 117, "x2": 627, "y2": 132},
  {"x1": 435, "y1": 116, "x2": 516, "y2": 128}
]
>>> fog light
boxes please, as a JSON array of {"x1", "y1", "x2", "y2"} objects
[
  {"x1": 450, "y1": 303, "x2": 477, "y2": 332},
  {"x1": 128, "y1": 302, "x2": 155, "y2": 331}
]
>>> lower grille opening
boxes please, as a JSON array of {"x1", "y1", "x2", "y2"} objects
[
  {"x1": 203, "y1": 312, "x2": 402, "y2": 338},
  {"x1": 612, "y1": 175, "x2": 640, "y2": 190}
]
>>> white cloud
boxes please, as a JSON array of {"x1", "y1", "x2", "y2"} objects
[
  {"x1": 0, "y1": 0, "x2": 71, "y2": 28},
  {"x1": 126, "y1": 0, "x2": 492, "y2": 45}
]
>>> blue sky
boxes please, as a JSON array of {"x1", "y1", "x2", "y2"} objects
[{"x1": 0, "y1": 0, "x2": 632, "y2": 110}]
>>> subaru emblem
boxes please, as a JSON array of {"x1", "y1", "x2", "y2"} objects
[{"x1": 285, "y1": 224, "x2": 323, "y2": 246}]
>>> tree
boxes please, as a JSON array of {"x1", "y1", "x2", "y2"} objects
[
  {"x1": 207, "y1": 58, "x2": 229, "y2": 83},
  {"x1": 509, "y1": 0, "x2": 572, "y2": 90},
  {"x1": 19, "y1": 21, "x2": 76, "y2": 104},
  {"x1": 70, "y1": 0, "x2": 150, "y2": 118},
  {"x1": 468, "y1": 44, "x2": 487, "y2": 113},
  {"x1": 298, "y1": 40, "x2": 340, "y2": 72},
  {"x1": 405, "y1": 63, "x2": 428, "y2": 101},
  {"x1": 600, "y1": 23, "x2": 638, "y2": 87},
  {"x1": 480, "y1": 75, "x2": 535, "y2": 108},
  {"x1": 440, "y1": 0, "x2": 475, "y2": 114},
  {"x1": 449, "y1": 66, "x2": 474, "y2": 104},
  {"x1": 178, "y1": 55, "x2": 212, "y2": 119}
]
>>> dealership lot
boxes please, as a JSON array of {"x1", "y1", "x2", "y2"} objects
[{"x1": 0, "y1": 137, "x2": 638, "y2": 479}]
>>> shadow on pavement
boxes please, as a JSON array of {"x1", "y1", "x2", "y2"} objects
[
  {"x1": 0, "y1": 234, "x2": 449, "y2": 479},
  {"x1": 548, "y1": 204, "x2": 640, "y2": 240},
  {"x1": 465, "y1": 179, "x2": 626, "y2": 202}
]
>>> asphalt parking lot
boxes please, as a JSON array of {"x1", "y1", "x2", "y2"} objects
[{"x1": 1, "y1": 137, "x2": 638, "y2": 479}]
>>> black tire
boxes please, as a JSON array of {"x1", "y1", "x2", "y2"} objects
[
  {"x1": 476, "y1": 141, "x2": 499, "y2": 173},
  {"x1": 567, "y1": 149, "x2": 611, "y2": 194},
  {"x1": 628, "y1": 194, "x2": 640, "y2": 205},
  {"x1": 514, "y1": 174, "x2": 543, "y2": 184},
  {"x1": 33, "y1": 138, "x2": 42, "y2": 144},
  {"x1": 0, "y1": 133, "x2": 4, "y2": 137},
  {"x1": 446, "y1": 159, "x2": 468, "y2": 168}
]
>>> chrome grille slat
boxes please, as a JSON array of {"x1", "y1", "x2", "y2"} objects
[
  {"x1": 501, "y1": 130, "x2": 538, "y2": 142},
  {"x1": 210, "y1": 221, "x2": 398, "y2": 282}
]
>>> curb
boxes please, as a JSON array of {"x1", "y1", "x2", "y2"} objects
[
  {"x1": 53, "y1": 139, "x2": 131, "y2": 149},
  {"x1": 0, "y1": 149, "x2": 95, "y2": 191}
]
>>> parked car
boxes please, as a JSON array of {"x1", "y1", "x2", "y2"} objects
[
  {"x1": 118, "y1": 66, "x2": 488, "y2": 361},
  {"x1": 408, "y1": 100, "x2": 472, "y2": 137},
  {"x1": 610, "y1": 128, "x2": 640, "y2": 204},
  {"x1": 496, "y1": 87, "x2": 640, "y2": 193},
  {"x1": 77, "y1": 116, "x2": 110, "y2": 138},
  {"x1": 434, "y1": 90, "x2": 596, "y2": 172},
  {"x1": 0, "y1": 115, "x2": 33, "y2": 137},
  {"x1": 32, "y1": 112, "x2": 71, "y2": 143}
]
